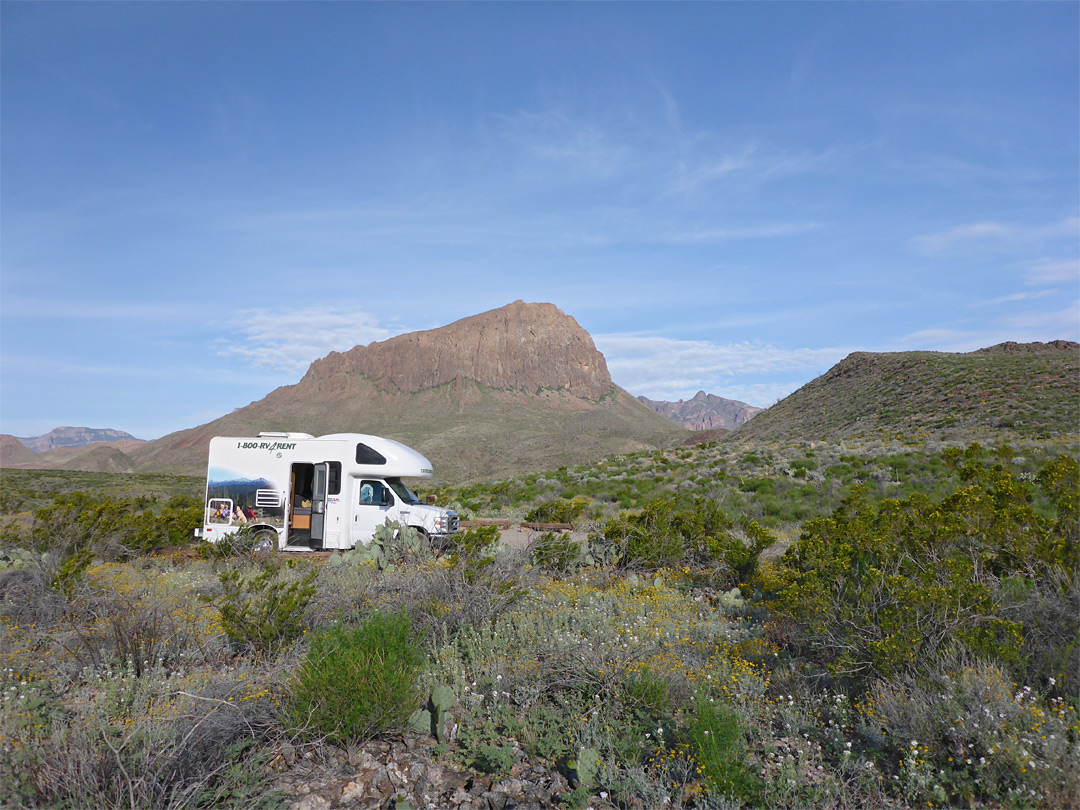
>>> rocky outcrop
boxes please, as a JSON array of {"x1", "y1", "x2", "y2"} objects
[
  {"x1": 304, "y1": 301, "x2": 614, "y2": 399},
  {"x1": 274, "y1": 734, "x2": 619, "y2": 810},
  {"x1": 975, "y1": 340, "x2": 1079, "y2": 355},
  {"x1": 638, "y1": 390, "x2": 762, "y2": 431}
]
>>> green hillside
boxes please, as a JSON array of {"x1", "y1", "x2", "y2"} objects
[{"x1": 732, "y1": 342, "x2": 1079, "y2": 445}]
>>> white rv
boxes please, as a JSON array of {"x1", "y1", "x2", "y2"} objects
[{"x1": 198, "y1": 432, "x2": 459, "y2": 552}]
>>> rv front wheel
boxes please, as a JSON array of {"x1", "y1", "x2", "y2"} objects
[{"x1": 416, "y1": 526, "x2": 441, "y2": 551}]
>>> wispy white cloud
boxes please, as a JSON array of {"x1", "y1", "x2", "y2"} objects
[
  {"x1": 664, "y1": 147, "x2": 756, "y2": 197},
  {"x1": 490, "y1": 107, "x2": 633, "y2": 180},
  {"x1": 490, "y1": 97, "x2": 847, "y2": 208},
  {"x1": 895, "y1": 302, "x2": 1080, "y2": 352},
  {"x1": 663, "y1": 144, "x2": 847, "y2": 199},
  {"x1": 218, "y1": 307, "x2": 394, "y2": 375},
  {"x1": 595, "y1": 333, "x2": 853, "y2": 406},
  {"x1": 976, "y1": 288, "x2": 1060, "y2": 306},
  {"x1": 650, "y1": 221, "x2": 821, "y2": 244},
  {"x1": 722, "y1": 381, "x2": 809, "y2": 408},
  {"x1": 1001, "y1": 303, "x2": 1080, "y2": 334},
  {"x1": 1025, "y1": 258, "x2": 1079, "y2": 286},
  {"x1": 910, "y1": 216, "x2": 1080, "y2": 257}
]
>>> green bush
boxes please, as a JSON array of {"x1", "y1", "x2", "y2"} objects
[
  {"x1": 598, "y1": 496, "x2": 772, "y2": 583},
  {"x1": 288, "y1": 612, "x2": 425, "y2": 743},
  {"x1": 687, "y1": 690, "x2": 766, "y2": 804},
  {"x1": 524, "y1": 497, "x2": 590, "y2": 524},
  {"x1": 198, "y1": 524, "x2": 276, "y2": 559},
  {"x1": 445, "y1": 525, "x2": 502, "y2": 585},
  {"x1": 530, "y1": 531, "x2": 583, "y2": 572},
  {"x1": 207, "y1": 563, "x2": 318, "y2": 655},
  {"x1": 18, "y1": 492, "x2": 200, "y2": 558},
  {"x1": 767, "y1": 448, "x2": 1077, "y2": 685}
]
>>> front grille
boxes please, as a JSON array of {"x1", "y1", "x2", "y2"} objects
[{"x1": 447, "y1": 511, "x2": 460, "y2": 534}]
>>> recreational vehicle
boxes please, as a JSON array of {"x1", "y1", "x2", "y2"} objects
[{"x1": 198, "y1": 432, "x2": 459, "y2": 552}]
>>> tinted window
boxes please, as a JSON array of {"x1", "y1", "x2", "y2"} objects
[
  {"x1": 358, "y1": 480, "x2": 391, "y2": 506},
  {"x1": 386, "y1": 477, "x2": 421, "y2": 504},
  {"x1": 328, "y1": 462, "x2": 341, "y2": 495},
  {"x1": 356, "y1": 443, "x2": 387, "y2": 465}
]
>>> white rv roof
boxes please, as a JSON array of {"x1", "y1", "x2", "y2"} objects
[
  {"x1": 211, "y1": 432, "x2": 436, "y2": 478},
  {"x1": 318, "y1": 433, "x2": 436, "y2": 479}
]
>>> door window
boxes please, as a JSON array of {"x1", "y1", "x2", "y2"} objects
[{"x1": 358, "y1": 480, "x2": 392, "y2": 506}]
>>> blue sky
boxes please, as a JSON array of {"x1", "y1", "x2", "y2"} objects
[{"x1": 2, "y1": 2, "x2": 1077, "y2": 441}]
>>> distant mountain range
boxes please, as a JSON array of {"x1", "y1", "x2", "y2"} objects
[
  {"x1": 637, "y1": 391, "x2": 762, "y2": 431},
  {"x1": 1, "y1": 303, "x2": 1076, "y2": 483},
  {"x1": 15, "y1": 426, "x2": 144, "y2": 452}
]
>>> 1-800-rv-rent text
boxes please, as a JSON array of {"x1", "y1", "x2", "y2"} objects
[{"x1": 197, "y1": 432, "x2": 459, "y2": 552}]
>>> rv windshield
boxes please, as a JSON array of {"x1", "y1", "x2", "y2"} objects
[{"x1": 386, "y1": 478, "x2": 421, "y2": 505}]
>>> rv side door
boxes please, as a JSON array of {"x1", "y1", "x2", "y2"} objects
[{"x1": 310, "y1": 462, "x2": 329, "y2": 545}]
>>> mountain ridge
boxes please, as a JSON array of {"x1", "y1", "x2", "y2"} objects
[
  {"x1": 15, "y1": 426, "x2": 144, "y2": 452},
  {"x1": 638, "y1": 391, "x2": 762, "y2": 431},
  {"x1": 731, "y1": 340, "x2": 1079, "y2": 444},
  {"x1": 70, "y1": 302, "x2": 682, "y2": 483}
]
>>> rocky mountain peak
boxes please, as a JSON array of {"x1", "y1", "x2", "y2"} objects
[
  {"x1": 302, "y1": 301, "x2": 615, "y2": 399},
  {"x1": 637, "y1": 392, "x2": 763, "y2": 431}
]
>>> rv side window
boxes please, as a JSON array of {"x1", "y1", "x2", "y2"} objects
[
  {"x1": 358, "y1": 480, "x2": 390, "y2": 506},
  {"x1": 328, "y1": 462, "x2": 341, "y2": 495},
  {"x1": 356, "y1": 443, "x2": 387, "y2": 465}
]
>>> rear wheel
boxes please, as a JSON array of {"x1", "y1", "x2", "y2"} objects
[{"x1": 251, "y1": 527, "x2": 277, "y2": 555}]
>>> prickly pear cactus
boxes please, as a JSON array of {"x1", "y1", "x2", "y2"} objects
[
  {"x1": 409, "y1": 686, "x2": 457, "y2": 740},
  {"x1": 719, "y1": 587, "x2": 745, "y2": 610},
  {"x1": 408, "y1": 708, "x2": 433, "y2": 735},
  {"x1": 372, "y1": 520, "x2": 398, "y2": 547},
  {"x1": 432, "y1": 685, "x2": 455, "y2": 712},
  {"x1": 0, "y1": 547, "x2": 38, "y2": 571},
  {"x1": 431, "y1": 685, "x2": 456, "y2": 742},
  {"x1": 576, "y1": 747, "x2": 600, "y2": 786}
]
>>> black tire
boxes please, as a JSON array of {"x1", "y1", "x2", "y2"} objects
[{"x1": 250, "y1": 527, "x2": 277, "y2": 555}]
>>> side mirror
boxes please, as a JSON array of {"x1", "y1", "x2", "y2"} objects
[{"x1": 382, "y1": 489, "x2": 394, "y2": 506}]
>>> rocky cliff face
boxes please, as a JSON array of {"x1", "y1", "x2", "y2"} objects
[
  {"x1": 303, "y1": 301, "x2": 614, "y2": 399},
  {"x1": 638, "y1": 391, "x2": 763, "y2": 431}
]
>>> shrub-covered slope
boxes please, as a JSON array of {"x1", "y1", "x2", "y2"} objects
[{"x1": 732, "y1": 341, "x2": 1079, "y2": 444}]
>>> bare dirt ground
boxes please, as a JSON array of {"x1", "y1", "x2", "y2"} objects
[{"x1": 497, "y1": 524, "x2": 589, "y2": 552}]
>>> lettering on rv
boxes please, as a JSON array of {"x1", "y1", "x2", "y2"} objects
[{"x1": 236, "y1": 441, "x2": 298, "y2": 452}]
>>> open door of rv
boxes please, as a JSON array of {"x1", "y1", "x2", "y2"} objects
[{"x1": 310, "y1": 462, "x2": 329, "y2": 547}]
